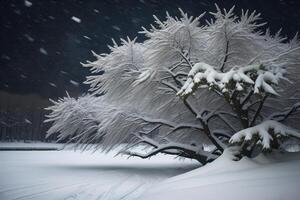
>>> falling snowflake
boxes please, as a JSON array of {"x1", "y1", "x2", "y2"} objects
[
  {"x1": 20, "y1": 74, "x2": 27, "y2": 79},
  {"x1": 24, "y1": 0, "x2": 32, "y2": 7},
  {"x1": 1, "y1": 54, "x2": 11, "y2": 60},
  {"x1": 83, "y1": 35, "x2": 91, "y2": 40},
  {"x1": 60, "y1": 71, "x2": 68, "y2": 75},
  {"x1": 70, "y1": 80, "x2": 79, "y2": 86},
  {"x1": 24, "y1": 119, "x2": 32, "y2": 124},
  {"x1": 71, "y1": 16, "x2": 81, "y2": 23},
  {"x1": 24, "y1": 34, "x2": 34, "y2": 42},
  {"x1": 49, "y1": 82, "x2": 57, "y2": 87},
  {"x1": 112, "y1": 25, "x2": 121, "y2": 31},
  {"x1": 39, "y1": 48, "x2": 48, "y2": 55}
]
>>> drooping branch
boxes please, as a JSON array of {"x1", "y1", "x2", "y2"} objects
[
  {"x1": 122, "y1": 144, "x2": 214, "y2": 164},
  {"x1": 121, "y1": 133, "x2": 218, "y2": 164}
]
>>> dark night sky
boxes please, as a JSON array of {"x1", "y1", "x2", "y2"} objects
[{"x1": 0, "y1": 0, "x2": 300, "y2": 99}]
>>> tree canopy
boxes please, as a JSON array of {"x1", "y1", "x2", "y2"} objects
[{"x1": 45, "y1": 5, "x2": 300, "y2": 164}]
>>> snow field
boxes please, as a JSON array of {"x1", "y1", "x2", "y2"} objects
[{"x1": 0, "y1": 148, "x2": 197, "y2": 200}]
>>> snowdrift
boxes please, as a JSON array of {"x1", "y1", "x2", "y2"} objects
[{"x1": 140, "y1": 148, "x2": 300, "y2": 200}]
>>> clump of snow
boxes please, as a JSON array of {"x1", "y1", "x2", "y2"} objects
[
  {"x1": 230, "y1": 120, "x2": 300, "y2": 149},
  {"x1": 177, "y1": 62, "x2": 283, "y2": 97},
  {"x1": 71, "y1": 16, "x2": 81, "y2": 23}
]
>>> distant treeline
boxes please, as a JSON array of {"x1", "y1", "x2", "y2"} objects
[{"x1": 0, "y1": 91, "x2": 58, "y2": 142}]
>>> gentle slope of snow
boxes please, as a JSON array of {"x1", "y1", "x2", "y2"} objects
[{"x1": 140, "y1": 148, "x2": 300, "y2": 200}]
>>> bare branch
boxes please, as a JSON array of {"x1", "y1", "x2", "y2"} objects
[
  {"x1": 122, "y1": 142, "x2": 218, "y2": 164},
  {"x1": 250, "y1": 94, "x2": 268, "y2": 126},
  {"x1": 268, "y1": 102, "x2": 300, "y2": 122}
]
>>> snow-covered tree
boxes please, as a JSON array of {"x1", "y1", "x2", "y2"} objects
[{"x1": 45, "y1": 5, "x2": 300, "y2": 164}]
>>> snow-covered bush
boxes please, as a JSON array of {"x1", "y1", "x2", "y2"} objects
[{"x1": 45, "y1": 5, "x2": 300, "y2": 163}]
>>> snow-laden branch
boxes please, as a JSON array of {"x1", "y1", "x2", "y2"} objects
[
  {"x1": 121, "y1": 133, "x2": 218, "y2": 164},
  {"x1": 229, "y1": 120, "x2": 300, "y2": 149},
  {"x1": 177, "y1": 62, "x2": 284, "y2": 97},
  {"x1": 45, "y1": 94, "x2": 216, "y2": 161}
]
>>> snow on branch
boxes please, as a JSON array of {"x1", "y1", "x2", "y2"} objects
[
  {"x1": 121, "y1": 132, "x2": 218, "y2": 164},
  {"x1": 133, "y1": 9, "x2": 206, "y2": 84},
  {"x1": 177, "y1": 62, "x2": 284, "y2": 97},
  {"x1": 45, "y1": 95, "x2": 103, "y2": 148},
  {"x1": 229, "y1": 120, "x2": 300, "y2": 149},
  {"x1": 45, "y1": 94, "x2": 211, "y2": 160},
  {"x1": 82, "y1": 38, "x2": 145, "y2": 96}
]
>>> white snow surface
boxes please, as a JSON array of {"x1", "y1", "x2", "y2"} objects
[
  {"x1": 140, "y1": 148, "x2": 300, "y2": 200},
  {"x1": 0, "y1": 142, "x2": 64, "y2": 150},
  {"x1": 0, "y1": 143, "x2": 197, "y2": 200},
  {"x1": 2, "y1": 144, "x2": 300, "y2": 200}
]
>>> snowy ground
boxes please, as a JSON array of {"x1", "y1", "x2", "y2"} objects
[
  {"x1": 140, "y1": 148, "x2": 300, "y2": 200},
  {"x1": 0, "y1": 142, "x2": 64, "y2": 150},
  {"x1": 0, "y1": 143, "x2": 198, "y2": 200},
  {"x1": 2, "y1": 143, "x2": 300, "y2": 200}
]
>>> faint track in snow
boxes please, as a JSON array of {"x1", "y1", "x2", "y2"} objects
[
  {"x1": 0, "y1": 150, "x2": 196, "y2": 200},
  {"x1": 96, "y1": 175, "x2": 150, "y2": 200},
  {"x1": 0, "y1": 181, "x2": 51, "y2": 194},
  {"x1": 0, "y1": 176, "x2": 94, "y2": 199},
  {"x1": 10, "y1": 182, "x2": 91, "y2": 200},
  {"x1": 2, "y1": 176, "x2": 97, "y2": 200}
]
